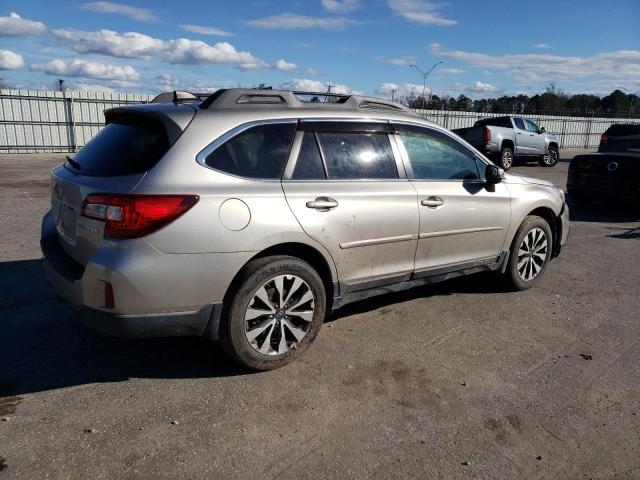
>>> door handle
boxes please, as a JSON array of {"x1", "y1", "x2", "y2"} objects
[
  {"x1": 421, "y1": 196, "x2": 444, "y2": 208},
  {"x1": 306, "y1": 197, "x2": 338, "y2": 210}
]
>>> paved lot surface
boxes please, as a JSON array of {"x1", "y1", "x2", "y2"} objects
[{"x1": 1, "y1": 151, "x2": 639, "y2": 479}]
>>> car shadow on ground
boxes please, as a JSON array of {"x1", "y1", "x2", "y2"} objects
[
  {"x1": 0, "y1": 259, "x2": 249, "y2": 397},
  {"x1": 0, "y1": 259, "x2": 515, "y2": 396}
]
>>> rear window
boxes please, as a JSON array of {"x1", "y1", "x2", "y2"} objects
[
  {"x1": 204, "y1": 123, "x2": 296, "y2": 179},
  {"x1": 604, "y1": 124, "x2": 640, "y2": 137},
  {"x1": 69, "y1": 117, "x2": 170, "y2": 177},
  {"x1": 474, "y1": 117, "x2": 512, "y2": 128}
]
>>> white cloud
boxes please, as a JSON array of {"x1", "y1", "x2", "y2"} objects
[
  {"x1": 438, "y1": 67, "x2": 465, "y2": 74},
  {"x1": 31, "y1": 59, "x2": 140, "y2": 81},
  {"x1": 0, "y1": 50, "x2": 25, "y2": 70},
  {"x1": 245, "y1": 13, "x2": 358, "y2": 29},
  {"x1": 304, "y1": 67, "x2": 319, "y2": 76},
  {"x1": 388, "y1": 0, "x2": 457, "y2": 26},
  {"x1": 533, "y1": 43, "x2": 551, "y2": 49},
  {"x1": 321, "y1": 0, "x2": 361, "y2": 13},
  {"x1": 272, "y1": 59, "x2": 298, "y2": 71},
  {"x1": 180, "y1": 24, "x2": 233, "y2": 37},
  {"x1": 430, "y1": 43, "x2": 640, "y2": 85},
  {"x1": 163, "y1": 39, "x2": 268, "y2": 70},
  {"x1": 73, "y1": 82, "x2": 116, "y2": 93},
  {"x1": 153, "y1": 73, "x2": 181, "y2": 90},
  {"x1": 376, "y1": 82, "x2": 428, "y2": 99},
  {"x1": 51, "y1": 28, "x2": 291, "y2": 71},
  {"x1": 297, "y1": 42, "x2": 313, "y2": 48},
  {"x1": 280, "y1": 78, "x2": 357, "y2": 94},
  {"x1": 376, "y1": 55, "x2": 416, "y2": 66},
  {"x1": 0, "y1": 12, "x2": 46, "y2": 37},
  {"x1": 52, "y1": 29, "x2": 164, "y2": 59},
  {"x1": 79, "y1": 1, "x2": 157, "y2": 22},
  {"x1": 466, "y1": 81, "x2": 502, "y2": 93}
]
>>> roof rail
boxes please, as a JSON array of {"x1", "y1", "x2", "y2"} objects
[
  {"x1": 197, "y1": 88, "x2": 417, "y2": 116},
  {"x1": 151, "y1": 91, "x2": 209, "y2": 104}
]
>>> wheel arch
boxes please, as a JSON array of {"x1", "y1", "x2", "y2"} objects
[
  {"x1": 220, "y1": 241, "x2": 337, "y2": 321},
  {"x1": 521, "y1": 206, "x2": 562, "y2": 258}
]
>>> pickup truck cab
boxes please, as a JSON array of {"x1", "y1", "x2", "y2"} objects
[{"x1": 454, "y1": 116, "x2": 560, "y2": 170}]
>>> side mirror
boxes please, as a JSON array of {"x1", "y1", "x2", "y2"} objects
[
  {"x1": 539, "y1": 126, "x2": 546, "y2": 133},
  {"x1": 485, "y1": 164, "x2": 504, "y2": 184}
]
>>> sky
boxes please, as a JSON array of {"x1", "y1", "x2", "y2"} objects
[{"x1": 1, "y1": 0, "x2": 639, "y2": 100}]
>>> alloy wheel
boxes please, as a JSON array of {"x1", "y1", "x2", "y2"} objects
[
  {"x1": 244, "y1": 274, "x2": 315, "y2": 355},
  {"x1": 516, "y1": 227, "x2": 548, "y2": 281},
  {"x1": 502, "y1": 150, "x2": 513, "y2": 168}
]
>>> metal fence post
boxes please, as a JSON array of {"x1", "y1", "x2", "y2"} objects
[
  {"x1": 63, "y1": 91, "x2": 77, "y2": 152},
  {"x1": 584, "y1": 111, "x2": 593, "y2": 149}
]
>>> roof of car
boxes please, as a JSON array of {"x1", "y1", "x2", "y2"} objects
[{"x1": 150, "y1": 88, "x2": 419, "y2": 118}]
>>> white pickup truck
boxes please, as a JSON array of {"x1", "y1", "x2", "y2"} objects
[{"x1": 454, "y1": 116, "x2": 560, "y2": 170}]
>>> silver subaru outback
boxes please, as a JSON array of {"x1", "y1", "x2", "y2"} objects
[{"x1": 42, "y1": 88, "x2": 569, "y2": 370}]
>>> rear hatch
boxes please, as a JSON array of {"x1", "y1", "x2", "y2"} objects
[
  {"x1": 568, "y1": 153, "x2": 640, "y2": 192},
  {"x1": 49, "y1": 103, "x2": 196, "y2": 265}
]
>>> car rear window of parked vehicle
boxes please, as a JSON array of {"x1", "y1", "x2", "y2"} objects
[
  {"x1": 315, "y1": 132, "x2": 398, "y2": 180},
  {"x1": 475, "y1": 117, "x2": 512, "y2": 128},
  {"x1": 604, "y1": 124, "x2": 640, "y2": 137},
  {"x1": 397, "y1": 128, "x2": 480, "y2": 181},
  {"x1": 292, "y1": 132, "x2": 326, "y2": 180},
  {"x1": 69, "y1": 116, "x2": 170, "y2": 177},
  {"x1": 205, "y1": 123, "x2": 296, "y2": 179}
]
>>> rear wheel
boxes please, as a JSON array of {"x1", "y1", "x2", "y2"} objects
[
  {"x1": 497, "y1": 146, "x2": 514, "y2": 170},
  {"x1": 539, "y1": 146, "x2": 559, "y2": 167},
  {"x1": 220, "y1": 255, "x2": 326, "y2": 370},
  {"x1": 504, "y1": 216, "x2": 553, "y2": 291}
]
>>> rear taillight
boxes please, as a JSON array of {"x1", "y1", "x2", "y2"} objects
[
  {"x1": 482, "y1": 126, "x2": 491, "y2": 144},
  {"x1": 601, "y1": 133, "x2": 608, "y2": 144},
  {"x1": 81, "y1": 194, "x2": 199, "y2": 239}
]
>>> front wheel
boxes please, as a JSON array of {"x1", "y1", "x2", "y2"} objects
[
  {"x1": 503, "y1": 216, "x2": 553, "y2": 291},
  {"x1": 497, "y1": 146, "x2": 514, "y2": 170},
  {"x1": 539, "y1": 147, "x2": 559, "y2": 167},
  {"x1": 219, "y1": 255, "x2": 326, "y2": 370}
]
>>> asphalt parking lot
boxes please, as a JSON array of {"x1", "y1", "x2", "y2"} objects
[{"x1": 1, "y1": 151, "x2": 639, "y2": 479}]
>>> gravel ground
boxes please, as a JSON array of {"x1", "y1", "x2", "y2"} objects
[{"x1": 1, "y1": 150, "x2": 639, "y2": 479}]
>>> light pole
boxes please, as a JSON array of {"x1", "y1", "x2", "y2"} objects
[
  {"x1": 617, "y1": 86, "x2": 640, "y2": 118},
  {"x1": 409, "y1": 61, "x2": 443, "y2": 110}
]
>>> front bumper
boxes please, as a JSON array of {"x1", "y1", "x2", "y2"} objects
[{"x1": 559, "y1": 202, "x2": 570, "y2": 246}]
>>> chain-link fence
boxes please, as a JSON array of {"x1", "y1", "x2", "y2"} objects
[{"x1": 1, "y1": 89, "x2": 639, "y2": 153}]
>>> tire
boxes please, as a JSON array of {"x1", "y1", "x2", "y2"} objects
[
  {"x1": 504, "y1": 216, "x2": 553, "y2": 291},
  {"x1": 497, "y1": 146, "x2": 514, "y2": 170},
  {"x1": 539, "y1": 146, "x2": 559, "y2": 167},
  {"x1": 219, "y1": 255, "x2": 326, "y2": 371}
]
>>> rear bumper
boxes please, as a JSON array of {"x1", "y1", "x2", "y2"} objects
[
  {"x1": 40, "y1": 209, "x2": 250, "y2": 340},
  {"x1": 78, "y1": 303, "x2": 222, "y2": 339}
]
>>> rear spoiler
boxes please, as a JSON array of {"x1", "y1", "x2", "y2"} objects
[{"x1": 104, "y1": 103, "x2": 197, "y2": 144}]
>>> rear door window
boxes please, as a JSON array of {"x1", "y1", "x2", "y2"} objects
[
  {"x1": 205, "y1": 123, "x2": 296, "y2": 179},
  {"x1": 315, "y1": 132, "x2": 398, "y2": 179},
  {"x1": 69, "y1": 117, "x2": 170, "y2": 177},
  {"x1": 513, "y1": 118, "x2": 526, "y2": 130}
]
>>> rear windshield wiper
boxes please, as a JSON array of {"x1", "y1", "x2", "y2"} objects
[{"x1": 65, "y1": 155, "x2": 81, "y2": 170}]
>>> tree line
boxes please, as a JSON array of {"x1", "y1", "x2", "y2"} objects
[{"x1": 400, "y1": 84, "x2": 639, "y2": 118}]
